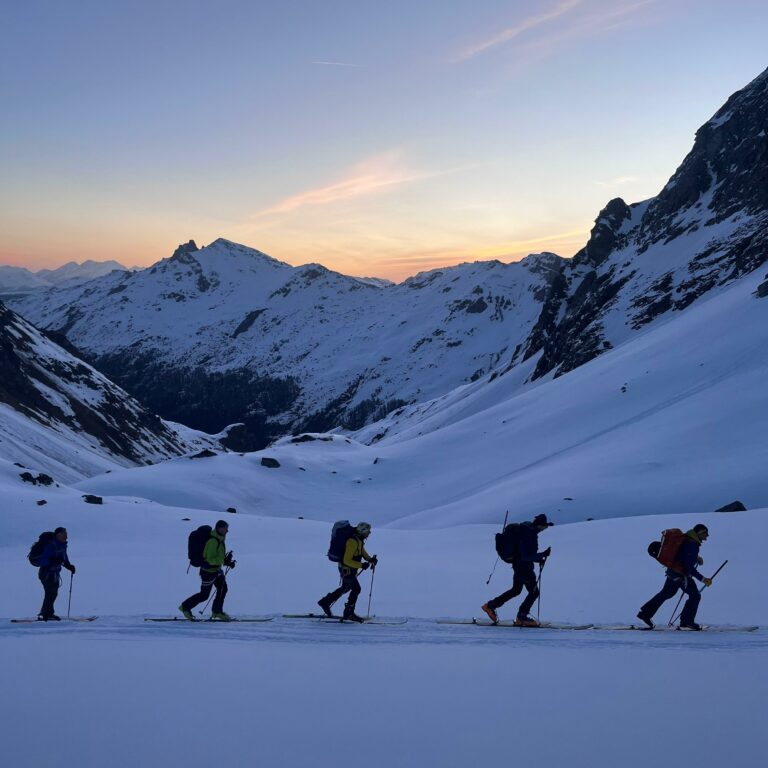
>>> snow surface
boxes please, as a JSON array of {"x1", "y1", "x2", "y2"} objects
[
  {"x1": 75, "y1": 268, "x2": 768, "y2": 525},
  {"x1": 1, "y1": 471, "x2": 766, "y2": 768}
]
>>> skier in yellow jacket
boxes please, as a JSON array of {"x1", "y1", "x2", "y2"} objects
[{"x1": 318, "y1": 522, "x2": 378, "y2": 622}]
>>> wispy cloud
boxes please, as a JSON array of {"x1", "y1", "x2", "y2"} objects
[
  {"x1": 311, "y1": 60, "x2": 366, "y2": 68},
  {"x1": 252, "y1": 151, "x2": 443, "y2": 218},
  {"x1": 459, "y1": 0, "x2": 658, "y2": 64},
  {"x1": 459, "y1": 0, "x2": 582, "y2": 61}
]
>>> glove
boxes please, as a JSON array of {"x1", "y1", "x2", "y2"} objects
[
  {"x1": 697, "y1": 556, "x2": 704, "y2": 566},
  {"x1": 371, "y1": 555, "x2": 379, "y2": 567},
  {"x1": 361, "y1": 562, "x2": 371, "y2": 571},
  {"x1": 541, "y1": 547, "x2": 552, "y2": 559},
  {"x1": 224, "y1": 552, "x2": 236, "y2": 568},
  {"x1": 64, "y1": 563, "x2": 76, "y2": 574},
  {"x1": 702, "y1": 577, "x2": 713, "y2": 587}
]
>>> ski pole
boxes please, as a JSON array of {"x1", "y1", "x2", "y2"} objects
[
  {"x1": 366, "y1": 564, "x2": 376, "y2": 619},
  {"x1": 486, "y1": 510, "x2": 509, "y2": 585},
  {"x1": 67, "y1": 573, "x2": 73, "y2": 618},
  {"x1": 670, "y1": 559, "x2": 728, "y2": 626},
  {"x1": 536, "y1": 559, "x2": 546, "y2": 625},
  {"x1": 199, "y1": 566, "x2": 231, "y2": 616}
]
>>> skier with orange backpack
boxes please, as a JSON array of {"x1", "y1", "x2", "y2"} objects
[{"x1": 638, "y1": 523, "x2": 713, "y2": 630}]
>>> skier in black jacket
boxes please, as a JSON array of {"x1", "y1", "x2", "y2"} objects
[
  {"x1": 482, "y1": 514, "x2": 552, "y2": 627},
  {"x1": 37, "y1": 527, "x2": 76, "y2": 621},
  {"x1": 638, "y1": 524, "x2": 713, "y2": 630}
]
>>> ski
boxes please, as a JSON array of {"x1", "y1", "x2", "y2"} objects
[
  {"x1": 437, "y1": 619, "x2": 593, "y2": 630},
  {"x1": 145, "y1": 616, "x2": 274, "y2": 623},
  {"x1": 591, "y1": 624, "x2": 759, "y2": 633},
  {"x1": 282, "y1": 613, "x2": 408, "y2": 625},
  {"x1": 11, "y1": 616, "x2": 98, "y2": 623}
]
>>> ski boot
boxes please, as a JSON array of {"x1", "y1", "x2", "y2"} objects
[
  {"x1": 481, "y1": 603, "x2": 498, "y2": 624},
  {"x1": 679, "y1": 622, "x2": 702, "y2": 631},
  {"x1": 343, "y1": 607, "x2": 365, "y2": 623},
  {"x1": 513, "y1": 615, "x2": 540, "y2": 627},
  {"x1": 211, "y1": 611, "x2": 232, "y2": 622},
  {"x1": 317, "y1": 597, "x2": 334, "y2": 618},
  {"x1": 636, "y1": 610, "x2": 654, "y2": 629},
  {"x1": 179, "y1": 605, "x2": 196, "y2": 621}
]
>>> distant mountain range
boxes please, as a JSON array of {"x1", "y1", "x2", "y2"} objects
[
  {"x1": 0, "y1": 260, "x2": 130, "y2": 299},
  {"x1": 6, "y1": 67, "x2": 768, "y2": 453}
]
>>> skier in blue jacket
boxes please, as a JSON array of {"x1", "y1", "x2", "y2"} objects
[
  {"x1": 638, "y1": 524, "x2": 713, "y2": 630},
  {"x1": 38, "y1": 527, "x2": 76, "y2": 621}
]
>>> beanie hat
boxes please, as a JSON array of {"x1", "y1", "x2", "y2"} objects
[
  {"x1": 532, "y1": 514, "x2": 554, "y2": 528},
  {"x1": 215, "y1": 520, "x2": 229, "y2": 530}
]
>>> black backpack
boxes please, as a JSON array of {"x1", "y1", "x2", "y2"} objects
[
  {"x1": 28, "y1": 531, "x2": 56, "y2": 567},
  {"x1": 495, "y1": 523, "x2": 523, "y2": 564},
  {"x1": 327, "y1": 520, "x2": 355, "y2": 563},
  {"x1": 188, "y1": 525, "x2": 212, "y2": 567}
]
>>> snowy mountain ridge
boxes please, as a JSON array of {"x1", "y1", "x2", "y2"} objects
[{"x1": 8, "y1": 67, "x2": 768, "y2": 451}]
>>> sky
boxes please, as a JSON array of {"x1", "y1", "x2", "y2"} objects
[{"x1": 0, "y1": 1, "x2": 766, "y2": 281}]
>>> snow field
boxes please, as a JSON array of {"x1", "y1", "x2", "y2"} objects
[{"x1": 1, "y1": 477, "x2": 766, "y2": 768}]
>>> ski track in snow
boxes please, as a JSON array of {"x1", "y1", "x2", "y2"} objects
[{"x1": 2, "y1": 616, "x2": 765, "y2": 653}]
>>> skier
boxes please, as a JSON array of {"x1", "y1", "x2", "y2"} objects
[
  {"x1": 482, "y1": 514, "x2": 552, "y2": 627},
  {"x1": 179, "y1": 520, "x2": 236, "y2": 621},
  {"x1": 318, "y1": 522, "x2": 378, "y2": 622},
  {"x1": 637, "y1": 523, "x2": 713, "y2": 630},
  {"x1": 37, "y1": 527, "x2": 76, "y2": 621}
]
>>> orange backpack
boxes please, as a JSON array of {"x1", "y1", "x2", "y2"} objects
[{"x1": 648, "y1": 528, "x2": 686, "y2": 573}]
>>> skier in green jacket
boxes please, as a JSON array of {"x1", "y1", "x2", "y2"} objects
[{"x1": 180, "y1": 520, "x2": 236, "y2": 621}]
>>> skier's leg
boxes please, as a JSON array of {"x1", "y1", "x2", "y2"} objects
[
  {"x1": 211, "y1": 572, "x2": 228, "y2": 614},
  {"x1": 181, "y1": 571, "x2": 214, "y2": 611},
  {"x1": 517, "y1": 571, "x2": 540, "y2": 617},
  {"x1": 39, "y1": 570, "x2": 58, "y2": 618},
  {"x1": 488, "y1": 569, "x2": 524, "y2": 609},
  {"x1": 640, "y1": 576, "x2": 680, "y2": 619},
  {"x1": 679, "y1": 578, "x2": 701, "y2": 625},
  {"x1": 344, "y1": 573, "x2": 362, "y2": 615}
]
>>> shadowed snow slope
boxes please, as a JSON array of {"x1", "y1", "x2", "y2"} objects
[{"x1": 76, "y1": 268, "x2": 768, "y2": 526}]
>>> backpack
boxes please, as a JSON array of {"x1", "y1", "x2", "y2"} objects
[
  {"x1": 327, "y1": 520, "x2": 355, "y2": 563},
  {"x1": 188, "y1": 525, "x2": 212, "y2": 567},
  {"x1": 28, "y1": 531, "x2": 56, "y2": 567},
  {"x1": 648, "y1": 528, "x2": 685, "y2": 572},
  {"x1": 495, "y1": 523, "x2": 523, "y2": 564}
]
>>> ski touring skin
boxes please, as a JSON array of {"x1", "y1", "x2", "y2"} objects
[
  {"x1": 437, "y1": 619, "x2": 593, "y2": 630},
  {"x1": 283, "y1": 613, "x2": 408, "y2": 625},
  {"x1": 11, "y1": 616, "x2": 98, "y2": 623},
  {"x1": 145, "y1": 616, "x2": 274, "y2": 623},
  {"x1": 591, "y1": 624, "x2": 759, "y2": 633}
]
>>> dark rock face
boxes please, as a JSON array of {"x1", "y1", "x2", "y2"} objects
[
  {"x1": 82, "y1": 494, "x2": 103, "y2": 504},
  {"x1": 260, "y1": 457, "x2": 280, "y2": 468},
  {"x1": 20, "y1": 472, "x2": 55, "y2": 486},
  {"x1": 189, "y1": 449, "x2": 217, "y2": 459},
  {"x1": 0, "y1": 301, "x2": 190, "y2": 465},
  {"x1": 92, "y1": 352, "x2": 299, "y2": 451},
  {"x1": 715, "y1": 500, "x2": 747, "y2": 512},
  {"x1": 516, "y1": 67, "x2": 768, "y2": 382},
  {"x1": 170, "y1": 240, "x2": 199, "y2": 262}
]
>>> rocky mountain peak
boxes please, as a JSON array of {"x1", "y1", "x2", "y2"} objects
[
  {"x1": 169, "y1": 240, "x2": 200, "y2": 263},
  {"x1": 574, "y1": 198, "x2": 632, "y2": 268},
  {"x1": 641, "y1": 67, "x2": 768, "y2": 244}
]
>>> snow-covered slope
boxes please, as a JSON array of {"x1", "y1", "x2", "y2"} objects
[
  {"x1": 75, "y1": 264, "x2": 768, "y2": 526},
  {"x1": 1, "y1": 461, "x2": 765, "y2": 768},
  {"x1": 11, "y1": 240, "x2": 562, "y2": 445},
  {"x1": 9, "y1": 69, "x2": 768, "y2": 451},
  {"x1": 0, "y1": 301, "x2": 218, "y2": 482}
]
